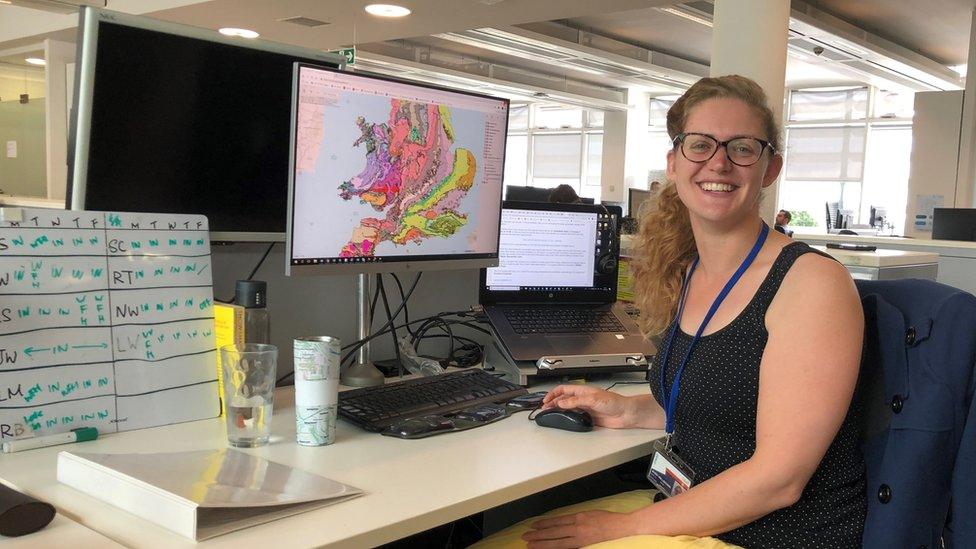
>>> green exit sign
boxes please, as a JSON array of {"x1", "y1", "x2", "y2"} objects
[{"x1": 330, "y1": 47, "x2": 355, "y2": 65}]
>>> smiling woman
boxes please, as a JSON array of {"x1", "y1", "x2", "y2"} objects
[{"x1": 476, "y1": 75, "x2": 866, "y2": 549}]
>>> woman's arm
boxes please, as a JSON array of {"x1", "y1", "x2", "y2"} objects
[
  {"x1": 524, "y1": 254, "x2": 864, "y2": 547},
  {"x1": 543, "y1": 385, "x2": 665, "y2": 430}
]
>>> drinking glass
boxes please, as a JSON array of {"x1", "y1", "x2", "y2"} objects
[{"x1": 220, "y1": 343, "x2": 278, "y2": 447}]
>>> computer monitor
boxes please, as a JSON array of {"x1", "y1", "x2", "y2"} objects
[
  {"x1": 932, "y1": 208, "x2": 976, "y2": 242},
  {"x1": 505, "y1": 185, "x2": 552, "y2": 203},
  {"x1": 628, "y1": 188, "x2": 653, "y2": 218},
  {"x1": 67, "y1": 8, "x2": 343, "y2": 241},
  {"x1": 286, "y1": 63, "x2": 509, "y2": 276},
  {"x1": 504, "y1": 185, "x2": 595, "y2": 204}
]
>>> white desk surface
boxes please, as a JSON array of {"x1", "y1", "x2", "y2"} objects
[
  {"x1": 0, "y1": 376, "x2": 656, "y2": 548},
  {"x1": 810, "y1": 245, "x2": 939, "y2": 268}
]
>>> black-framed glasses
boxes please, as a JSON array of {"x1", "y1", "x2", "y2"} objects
[{"x1": 672, "y1": 132, "x2": 775, "y2": 167}]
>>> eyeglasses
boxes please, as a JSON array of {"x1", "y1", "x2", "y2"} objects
[{"x1": 672, "y1": 132, "x2": 776, "y2": 167}]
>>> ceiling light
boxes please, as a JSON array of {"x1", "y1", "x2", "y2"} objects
[
  {"x1": 25, "y1": 58, "x2": 46, "y2": 66},
  {"x1": 657, "y1": 7, "x2": 713, "y2": 28},
  {"x1": 364, "y1": 4, "x2": 411, "y2": 17},
  {"x1": 950, "y1": 64, "x2": 968, "y2": 78},
  {"x1": 218, "y1": 27, "x2": 260, "y2": 39}
]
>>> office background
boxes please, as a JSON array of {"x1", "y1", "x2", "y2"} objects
[{"x1": 3, "y1": 0, "x2": 976, "y2": 375}]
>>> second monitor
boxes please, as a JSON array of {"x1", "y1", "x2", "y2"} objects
[{"x1": 286, "y1": 64, "x2": 510, "y2": 276}]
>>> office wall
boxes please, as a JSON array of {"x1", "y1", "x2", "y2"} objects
[
  {"x1": 0, "y1": 99, "x2": 46, "y2": 196},
  {"x1": 211, "y1": 245, "x2": 486, "y2": 378}
]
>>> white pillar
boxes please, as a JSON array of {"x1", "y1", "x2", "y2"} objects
[
  {"x1": 710, "y1": 0, "x2": 790, "y2": 222},
  {"x1": 44, "y1": 39, "x2": 73, "y2": 201},
  {"x1": 600, "y1": 88, "x2": 651, "y2": 204},
  {"x1": 955, "y1": 9, "x2": 976, "y2": 208}
]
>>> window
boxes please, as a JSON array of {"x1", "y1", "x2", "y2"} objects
[
  {"x1": 508, "y1": 104, "x2": 528, "y2": 131},
  {"x1": 534, "y1": 106, "x2": 583, "y2": 129},
  {"x1": 503, "y1": 104, "x2": 604, "y2": 198},
  {"x1": 784, "y1": 127, "x2": 865, "y2": 181},
  {"x1": 648, "y1": 96, "x2": 677, "y2": 127},
  {"x1": 779, "y1": 86, "x2": 913, "y2": 233},
  {"x1": 533, "y1": 134, "x2": 582, "y2": 179},
  {"x1": 504, "y1": 135, "x2": 527, "y2": 187},
  {"x1": 788, "y1": 87, "x2": 867, "y2": 122}
]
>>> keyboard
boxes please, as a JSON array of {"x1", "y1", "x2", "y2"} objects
[
  {"x1": 338, "y1": 368, "x2": 529, "y2": 432},
  {"x1": 502, "y1": 307, "x2": 626, "y2": 334}
]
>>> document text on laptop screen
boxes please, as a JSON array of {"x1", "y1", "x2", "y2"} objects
[{"x1": 486, "y1": 208, "x2": 597, "y2": 290}]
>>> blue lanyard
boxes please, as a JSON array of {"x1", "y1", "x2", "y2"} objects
[{"x1": 659, "y1": 222, "x2": 770, "y2": 435}]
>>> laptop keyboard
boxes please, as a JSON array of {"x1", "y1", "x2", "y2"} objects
[{"x1": 502, "y1": 307, "x2": 626, "y2": 334}]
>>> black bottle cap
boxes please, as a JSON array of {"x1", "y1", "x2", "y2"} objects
[{"x1": 235, "y1": 280, "x2": 267, "y2": 308}]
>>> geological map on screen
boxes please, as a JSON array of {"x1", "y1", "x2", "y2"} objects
[{"x1": 291, "y1": 67, "x2": 506, "y2": 264}]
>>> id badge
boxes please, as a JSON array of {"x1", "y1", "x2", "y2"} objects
[{"x1": 646, "y1": 436, "x2": 696, "y2": 498}]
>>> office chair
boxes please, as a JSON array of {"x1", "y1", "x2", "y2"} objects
[
  {"x1": 826, "y1": 201, "x2": 841, "y2": 230},
  {"x1": 855, "y1": 279, "x2": 976, "y2": 548}
]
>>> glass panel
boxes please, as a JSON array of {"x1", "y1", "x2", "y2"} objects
[
  {"x1": 532, "y1": 134, "x2": 582, "y2": 178},
  {"x1": 534, "y1": 106, "x2": 583, "y2": 129},
  {"x1": 508, "y1": 104, "x2": 528, "y2": 130},
  {"x1": 873, "y1": 89, "x2": 915, "y2": 119},
  {"x1": 587, "y1": 111, "x2": 605, "y2": 128},
  {"x1": 784, "y1": 126, "x2": 865, "y2": 180},
  {"x1": 647, "y1": 130, "x2": 673, "y2": 171},
  {"x1": 861, "y1": 126, "x2": 912, "y2": 234},
  {"x1": 503, "y1": 135, "x2": 527, "y2": 188},
  {"x1": 777, "y1": 180, "x2": 843, "y2": 230},
  {"x1": 0, "y1": 64, "x2": 47, "y2": 197},
  {"x1": 789, "y1": 87, "x2": 868, "y2": 121},
  {"x1": 648, "y1": 97, "x2": 675, "y2": 127},
  {"x1": 585, "y1": 133, "x2": 603, "y2": 187}
]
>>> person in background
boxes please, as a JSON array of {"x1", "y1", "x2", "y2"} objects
[
  {"x1": 774, "y1": 209, "x2": 793, "y2": 237},
  {"x1": 477, "y1": 75, "x2": 865, "y2": 549},
  {"x1": 549, "y1": 184, "x2": 583, "y2": 204}
]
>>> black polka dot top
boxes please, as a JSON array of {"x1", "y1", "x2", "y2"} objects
[{"x1": 649, "y1": 242, "x2": 866, "y2": 548}]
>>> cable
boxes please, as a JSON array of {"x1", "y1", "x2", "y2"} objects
[
  {"x1": 392, "y1": 273, "x2": 418, "y2": 338},
  {"x1": 215, "y1": 242, "x2": 276, "y2": 303},
  {"x1": 246, "y1": 242, "x2": 275, "y2": 281},
  {"x1": 604, "y1": 380, "x2": 647, "y2": 392},
  {"x1": 336, "y1": 273, "x2": 424, "y2": 372},
  {"x1": 376, "y1": 274, "x2": 404, "y2": 376}
]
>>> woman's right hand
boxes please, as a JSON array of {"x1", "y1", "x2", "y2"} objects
[{"x1": 541, "y1": 385, "x2": 644, "y2": 429}]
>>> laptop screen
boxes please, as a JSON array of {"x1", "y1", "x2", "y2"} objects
[{"x1": 480, "y1": 201, "x2": 619, "y2": 304}]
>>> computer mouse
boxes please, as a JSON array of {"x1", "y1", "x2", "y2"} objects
[{"x1": 534, "y1": 408, "x2": 593, "y2": 432}]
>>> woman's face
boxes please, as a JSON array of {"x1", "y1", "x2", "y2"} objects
[{"x1": 666, "y1": 97, "x2": 782, "y2": 227}]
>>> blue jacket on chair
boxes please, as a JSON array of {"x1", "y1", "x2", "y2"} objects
[{"x1": 856, "y1": 279, "x2": 976, "y2": 548}]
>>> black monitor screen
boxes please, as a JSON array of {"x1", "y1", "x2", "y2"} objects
[
  {"x1": 629, "y1": 188, "x2": 653, "y2": 218},
  {"x1": 932, "y1": 208, "x2": 976, "y2": 242},
  {"x1": 69, "y1": 10, "x2": 341, "y2": 240}
]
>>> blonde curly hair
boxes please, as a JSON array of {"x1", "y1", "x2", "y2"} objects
[{"x1": 631, "y1": 75, "x2": 782, "y2": 337}]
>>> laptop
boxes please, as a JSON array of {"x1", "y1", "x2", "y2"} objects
[{"x1": 480, "y1": 200, "x2": 654, "y2": 365}]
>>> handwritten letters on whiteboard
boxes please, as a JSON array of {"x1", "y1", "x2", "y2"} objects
[{"x1": 0, "y1": 209, "x2": 219, "y2": 440}]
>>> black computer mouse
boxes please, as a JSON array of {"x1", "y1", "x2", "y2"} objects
[{"x1": 534, "y1": 407, "x2": 593, "y2": 432}]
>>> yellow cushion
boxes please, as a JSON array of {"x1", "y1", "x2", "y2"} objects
[{"x1": 471, "y1": 490, "x2": 742, "y2": 549}]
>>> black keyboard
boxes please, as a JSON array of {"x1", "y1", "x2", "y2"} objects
[
  {"x1": 502, "y1": 307, "x2": 626, "y2": 334},
  {"x1": 338, "y1": 369, "x2": 528, "y2": 432}
]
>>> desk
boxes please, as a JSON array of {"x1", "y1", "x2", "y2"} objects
[
  {"x1": 810, "y1": 245, "x2": 939, "y2": 281},
  {"x1": 0, "y1": 377, "x2": 656, "y2": 548}
]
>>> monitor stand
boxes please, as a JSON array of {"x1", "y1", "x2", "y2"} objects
[{"x1": 340, "y1": 273, "x2": 386, "y2": 387}]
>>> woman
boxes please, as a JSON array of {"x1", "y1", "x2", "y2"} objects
[{"x1": 519, "y1": 76, "x2": 866, "y2": 548}]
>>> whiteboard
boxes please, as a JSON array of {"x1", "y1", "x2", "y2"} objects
[{"x1": 0, "y1": 208, "x2": 219, "y2": 439}]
